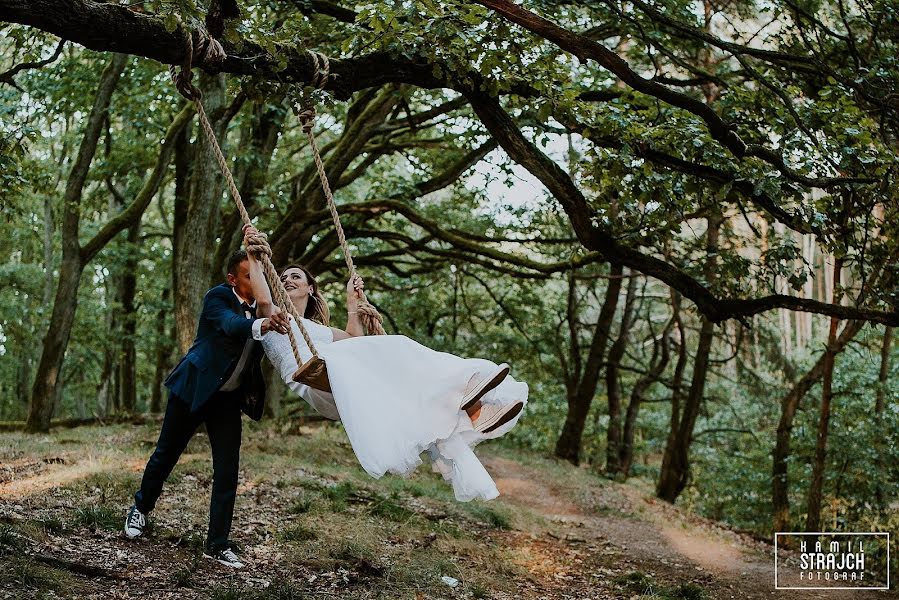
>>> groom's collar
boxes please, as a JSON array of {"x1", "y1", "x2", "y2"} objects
[{"x1": 231, "y1": 287, "x2": 257, "y2": 308}]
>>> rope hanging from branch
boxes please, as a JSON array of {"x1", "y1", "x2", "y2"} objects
[
  {"x1": 169, "y1": 26, "x2": 386, "y2": 391},
  {"x1": 294, "y1": 50, "x2": 386, "y2": 336}
]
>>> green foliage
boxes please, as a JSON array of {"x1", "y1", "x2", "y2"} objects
[
  {"x1": 2, "y1": 558, "x2": 69, "y2": 594},
  {"x1": 322, "y1": 480, "x2": 357, "y2": 512},
  {"x1": 39, "y1": 516, "x2": 68, "y2": 536}
]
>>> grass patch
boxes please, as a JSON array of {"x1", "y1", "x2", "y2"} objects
[
  {"x1": 278, "y1": 524, "x2": 317, "y2": 542},
  {"x1": 39, "y1": 516, "x2": 68, "y2": 535},
  {"x1": 0, "y1": 524, "x2": 23, "y2": 555},
  {"x1": 73, "y1": 505, "x2": 120, "y2": 532},
  {"x1": 77, "y1": 471, "x2": 133, "y2": 502},
  {"x1": 614, "y1": 571, "x2": 707, "y2": 600},
  {"x1": 467, "y1": 504, "x2": 512, "y2": 529},
  {"x1": 287, "y1": 493, "x2": 313, "y2": 514},
  {"x1": 161, "y1": 529, "x2": 204, "y2": 551},
  {"x1": 330, "y1": 539, "x2": 373, "y2": 563},
  {"x1": 210, "y1": 583, "x2": 243, "y2": 600},
  {"x1": 385, "y1": 549, "x2": 461, "y2": 588},
  {"x1": 322, "y1": 481, "x2": 356, "y2": 512},
  {"x1": 662, "y1": 583, "x2": 707, "y2": 600},
  {"x1": 1, "y1": 556, "x2": 70, "y2": 594},
  {"x1": 367, "y1": 491, "x2": 416, "y2": 522},
  {"x1": 329, "y1": 539, "x2": 384, "y2": 577},
  {"x1": 615, "y1": 571, "x2": 654, "y2": 595},
  {"x1": 209, "y1": 581, "x2": 308, "y2": 600},
  {"x1": 426, "y1": 519, "x2": 466, "y2": 538}
]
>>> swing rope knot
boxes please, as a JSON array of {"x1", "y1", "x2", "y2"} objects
[
  {"x1": 297, "y1": 104, "x2": 316, "y2": 133},
  {"x1": 169, "y1": 23, "x2": 227, "y2": 101},
  {"x1": 355, "y1": 302, "x2": 384, "y2": 327},
  {"x1": 306, "y1": 50, "x2": 331, "y2": 91},
  {"x1": 296, "y1": 50, "x2": 331, "y2": 133},
  {"x1": 245, "y1": 230, "x2": 273, "y2": 258}
]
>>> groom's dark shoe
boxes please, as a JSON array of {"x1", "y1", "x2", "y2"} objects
[
  {"x1": 124, "y1": 505, "x2": 147, "y2": 539},
  {"x1": 204, "y1": 545, "x2": 245, "y2": 569}
]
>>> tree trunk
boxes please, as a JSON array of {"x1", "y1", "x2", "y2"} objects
[
  {"x1": 27, "y1": 257, "x2": 89, "y2": 431},
  {"x1": 604, "y1": 271, "x2": 637, "y2": 474},
  {"x1": 97, "y1": 292, "x2": 120, "y2": 417},
  {"x1": 149, "y1": 288, "x2": 171, "y2": 413},
  {"x1": 119, "y1": 221, "x2": 140, "y2": 413},
  {"x1": 170, "y1": 123, "x2": 192, "y2": 349},
  {"x1": 174, "y1": 73, "x2": 228, "y2": 354},
  {"x1": 656, "y1": 213, "x2": 721, "y2": 502},
  {"x1": 263, "y1": 361, "x2": 285, "y2": 419},
  {"x1": 658, "y1": 290, "x2": 689, "y2": 490},
  {"x1": 874, "y1": 326, "x2": 892, "y2": 506},
  {"x1": 771, "y1": 319, "x2": 863, "y2": 532},
  {"x1": 619, "y1": 308, "x2": 675, "y2": 477},
  {"x1": 656, "y1": 315, "x2": 714, "y2": 502},
  {"x1": 97, "y1": 186, "x2": 126, "y2": 416},
  {"x1": 271, "y1": 87, "x2": 400, "y2": 264},
  {"x1": 805, "y1": 258, "x2": 842, "y2": 532},
  {"x1": 25, "y1": 72, "x2": 191, "y2": 432},
  {"x1": 26, "y1": 54, "x2": 128, "y2": 433},
  {"x1": 555, "y1": 264, "x2": 623, "y2": 464}
]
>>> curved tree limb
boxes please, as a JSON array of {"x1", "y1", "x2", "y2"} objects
[
  {"x1": 470, "y1": 0, "x2": 877, "y2": 189},
  {"x1": 0, "y1": 0, "x2": 440, "y2": 100},
  {"x1": 464, "y1": 89, "x2": 899, "y2": 326}
]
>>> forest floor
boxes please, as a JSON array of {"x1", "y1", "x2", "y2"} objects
[{"x1": 0, "y1": 419, "x2": 894, "y2": 600}]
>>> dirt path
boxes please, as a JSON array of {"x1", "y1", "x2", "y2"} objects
[{"x1": 483, "y1": 456, "x2": 895, "y2": 600}]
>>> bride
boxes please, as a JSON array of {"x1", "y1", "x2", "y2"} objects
[{"x1": 242, "y1": 226, "x2": 527, "y2": 501}]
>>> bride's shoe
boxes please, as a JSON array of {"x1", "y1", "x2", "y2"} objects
[
  {"x1": 460, "y1": 363, "x2": 510, "y2": 411},
  {"x1": 471, "y1": 401, "x2": 524, "y2": 434}
]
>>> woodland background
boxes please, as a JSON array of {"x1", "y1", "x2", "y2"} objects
[{"x1": 1, "y1": 0, "x2": 898, "y2": 594}]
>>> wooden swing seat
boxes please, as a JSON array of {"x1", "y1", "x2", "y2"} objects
[{"x1": 292, "y1": 355, "x2": 331, "y2": 393}]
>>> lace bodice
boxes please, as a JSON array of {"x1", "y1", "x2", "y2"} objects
[{"x1": 262, "y1": 316, "x2": 339, "y2": 420}]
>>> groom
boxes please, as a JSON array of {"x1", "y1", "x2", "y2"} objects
[{"x1": 124, "y1": 250, "x2": 289, "y2": 568}]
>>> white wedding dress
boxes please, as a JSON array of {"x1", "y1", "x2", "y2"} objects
[{"x1": 262, "y1": 316, "x2": 528, "y2": 501}]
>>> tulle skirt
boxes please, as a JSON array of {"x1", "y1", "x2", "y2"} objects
[{"x1": 315, "y1": 334, "x2": 528, "y2": 501}]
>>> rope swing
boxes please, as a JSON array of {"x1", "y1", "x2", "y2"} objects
[{"x1": 170, "y1": 27, "x2": 385, "y2": 393}]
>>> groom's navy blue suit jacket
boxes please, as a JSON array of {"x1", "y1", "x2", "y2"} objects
[{"x1": 165, "y1": 283, "x2": 266, "y2": 421}]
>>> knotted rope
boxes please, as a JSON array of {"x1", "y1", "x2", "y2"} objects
[
  {"x1": 170, "y1": 26, "x2": 317, "y2": 369},
  {"x1": 296, "y1": 51, "x2": 386, "y2": 336}
]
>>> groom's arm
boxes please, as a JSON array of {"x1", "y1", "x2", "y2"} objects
[{"x1": 203, "y1": 288, "x2": 254, "y2": 340}]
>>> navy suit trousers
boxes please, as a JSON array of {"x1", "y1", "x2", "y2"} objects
[{"x1": 134, "y1": 390, "x2": 242, "y2": 552}]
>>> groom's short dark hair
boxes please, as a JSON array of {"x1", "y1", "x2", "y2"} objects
[{"x1": 226, "y1": 250, "x2": 248, "y2": 277}]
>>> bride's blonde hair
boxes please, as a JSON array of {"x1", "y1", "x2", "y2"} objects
[{"x1": 280, "y1": 264, "x2": 330, "y2": 326}]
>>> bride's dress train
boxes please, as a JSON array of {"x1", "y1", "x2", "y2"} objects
[{"x1": 263, "y1": 316, "x2": 528, "y2": 501}]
